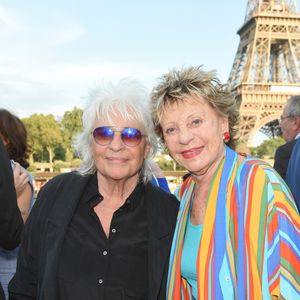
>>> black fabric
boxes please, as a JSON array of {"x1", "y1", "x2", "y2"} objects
[
  {"x1": 0, "y1": 139, "x2": 23, "y2": 300},
  {"x1": 0, "y1": 139, "x2": 23, "y2": 250},
  {"x1": 274, "y1": 139, "x2": 297, "y2": 180},
  {"x1": 0, "y1": 285, "x2": 5, "y2": 300},
  {"x1": 57, "y1": 176, "x2": 149, "y2": 299},
  {"x1": 9, "y1": 172, "x2": 179, "y2": 300}
]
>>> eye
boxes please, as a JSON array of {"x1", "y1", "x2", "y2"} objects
[
  {"x1": 189, "y1": 118, "x2": 202, "y2": 128},
  {"x1": 164, "y1": 127, "x2": 178, "y2": 135}
]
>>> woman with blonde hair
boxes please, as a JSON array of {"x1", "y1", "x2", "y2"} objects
[{"x1": 151, "y1": 66, "x2": 300, "y2": 299}]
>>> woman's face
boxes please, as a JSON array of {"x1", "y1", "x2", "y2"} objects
[
  {"x1": 160, "y1": 95, "x2": 228, "y2": 177},
  {"x1": 91, "y1": 113, "x2": 151, "y2": 182}
]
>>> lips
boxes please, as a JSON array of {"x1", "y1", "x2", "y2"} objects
[
  {"x1": 181, "y1": 147, "x2": 204, "y2": 159},
  {"x1": 106, "y1": 157, "x2": 128, "y2": 163}
]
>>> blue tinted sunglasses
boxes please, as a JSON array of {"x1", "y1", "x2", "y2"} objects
[{"x1": 92, "y1": 126, "x2": 146, "y2": 147}]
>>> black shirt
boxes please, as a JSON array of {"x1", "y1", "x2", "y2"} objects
[{"x1": 57, "y1": 174, "x2": 149, "y2": 300}]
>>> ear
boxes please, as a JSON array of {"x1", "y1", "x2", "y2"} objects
[
  {"x1": 294, "y1": 116, "x2": 300, "y2": 131},
  {"x1": 221, "y1": 115, "x2": 229, "y2": 132},
  {"x1": 0, "y1": 136, "x2": 9, "y2": 146}
]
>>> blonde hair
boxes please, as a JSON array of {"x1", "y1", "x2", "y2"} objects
[{"x1": 150, "y1": 65, "x2": 240, "y2": 149}]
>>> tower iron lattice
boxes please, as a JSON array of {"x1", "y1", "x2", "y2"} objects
[{"x1": 228, "y1": 0, "x2": 300, "y2": 144}]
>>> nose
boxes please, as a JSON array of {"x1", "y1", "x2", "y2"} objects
[
  {"x1": 108, "y1": 132, "x2": 125, "y2": 151},
  {"x1": 177, "y1": 127, "x2": 194, "y2": 145}
]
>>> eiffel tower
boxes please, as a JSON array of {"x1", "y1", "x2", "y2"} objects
[{"x1": 228, "y1": 0, "x2": 300, "y2": 145}]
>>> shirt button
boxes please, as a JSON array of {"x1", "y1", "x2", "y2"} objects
[
  {"x1": 225, "y1": 276, "x2": 230, "y2": 282},
  {"x1": 99, "y1": 279, "x2": 103, "y2": 284},
  {"x1": 111, "y1": 228, "x2": 116, "y2": 233},
  {"x1": 103, "y1": 250, "x2": 108, "y2": 256}
]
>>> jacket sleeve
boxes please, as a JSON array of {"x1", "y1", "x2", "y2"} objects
[
  {"x1": 0, "y1": 139, "x2": 23, "y2": 250},
  {"x1": 265, "y1": 167, "x2": 300, "y2": 299},
  {"x1": 8, "y1": 175, "x2": 63, "y2": 300},
  {"x1": 273, "y1": 145, "x2": 288, "y2": 179}
]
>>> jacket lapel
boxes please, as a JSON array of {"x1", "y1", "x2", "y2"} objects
[
  {"x1": 40, "y1": 173, "x2": 92, "y2": 300},
  {"x1": 145, "y1": 183, "x2": 173, "y2": 300}
]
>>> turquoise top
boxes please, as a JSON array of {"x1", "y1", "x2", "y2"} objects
[{"x1": 181, "y1": 216, "x2": 203, "y2": 299}]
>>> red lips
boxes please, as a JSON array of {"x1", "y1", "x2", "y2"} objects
[{"x1": 181, "y1": 147, "x2": 204, "y2": 159}]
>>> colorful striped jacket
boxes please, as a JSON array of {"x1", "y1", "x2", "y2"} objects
[{"x1": 167, "y1": 146, "x2": 300, "y2": 299}]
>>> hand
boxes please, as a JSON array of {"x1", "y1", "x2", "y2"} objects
[{"x1": 13, "y1": 163, "x2": 29, "y2": 197}]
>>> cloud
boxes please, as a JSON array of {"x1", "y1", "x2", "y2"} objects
[
  {"x1": 0, "y1": 5, "x2": 21, "y2": 35},
  {"x1": 0, "y1": 57, "x2": 166, "y2": 117},
  {"x1": 48, "y1": 23, "x2": 85, "y2": 46}
]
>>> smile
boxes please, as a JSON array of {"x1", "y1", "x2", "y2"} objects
[
  {"x1": 181, "y1": 147, "x2": 204, "y2": 159},
  {"x1": 106, "y1": 157, "x2": 128, "y2": 163}
]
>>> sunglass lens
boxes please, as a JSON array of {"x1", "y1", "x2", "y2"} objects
[
  {"x1": 121, "y1": 127, "x2": 142, "y2": 146},
  {"x1": 93, "y1": 126, "x2": 114, "y2": 145}
]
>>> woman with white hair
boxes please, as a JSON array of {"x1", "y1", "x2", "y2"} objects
[{"x1": 9, "y1": 79, "x2": 179, "y2": 300}]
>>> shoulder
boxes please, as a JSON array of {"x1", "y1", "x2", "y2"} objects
[
  {"x1": 237, "y1": 157, "x2": 288, "y2": 190},
  {"x1": 238, "y1": 157, "x2": 295, "y2": 204},
  {"x1": 145, "y1": 182, "x2": 179, "y2": 211},
  {"x1": 276, "y1": 140, "x2": 296, "y2": 155},
  {"x1": 33, "y1": 171, "x2": 87, "y2": 213},
  {"x1": 39, "y1": 171, "x2": 84, "y2": 193},
  {"x1": 292, "y1": 138, "x2": 300, "y2": 152},
  {"x1": 240, "y1": 157, "x2": 278, "y2": 178}
]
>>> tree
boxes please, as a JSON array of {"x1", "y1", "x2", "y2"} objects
[
  {"x1": 260, "y1": 120, "x2": 281, "y2": 138},
  {"x1": 61, "y1": 107, "x2": 83, "y2": 161},
  {"x1": 250, "y1": 137, "x2": 284, "y2": 158},
  {"x1": 23, "y1": 114, "x2": 62, "y2": 164}
]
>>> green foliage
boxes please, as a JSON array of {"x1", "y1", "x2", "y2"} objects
[
  {"x1": 54, "y1": 145, "x2": 66, "y2": 161},
  {"x1": 250, "y1": 137, "x2": 284, "y2": 158},
  {"x1": 70, "y1": 158, "x2": 81, "y2": 168},
  {"x1": 27, "y1": 164, "x2": 37, "y2": 172},
  {"x1": 23, "y1": 114, "x2": 62, "y2": 163},
  {"x1": 155, "y1": 155, "x2": 186, "y2": 171},
  {"x1": 53, "y1": 160, "x2": 71, "y2": 172},
  {"x1": 61, "y1": 107, "x2": 83, "y2": 160},
  {"x1": 22, "y1": 107, "x2": 83, "y2": 164},
  {"x1": 33, "y1": 148, "x2": 49, "y2": 162},
  {"x1": 52, "y1": 158, "x2": 81, "y2": 172}
]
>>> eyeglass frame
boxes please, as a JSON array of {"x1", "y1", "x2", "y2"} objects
[{"x1": 91, "y1": 126, "x2": 147, "y2": 147}]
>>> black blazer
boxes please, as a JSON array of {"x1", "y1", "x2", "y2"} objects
[
  {"x1": 0, "y1": 139, "x2": 23, "y2": 300},
  {"x1": 0, "y1": 139, "x2": 23, "y2": 249},
  {"x1": 9, "y1": 172, "x2": 179, "y2": 300},
  {"x1": 274, "y1": 139, "x2": 297, "y2": 180}
]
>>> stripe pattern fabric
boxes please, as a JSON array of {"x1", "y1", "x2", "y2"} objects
[{"x1": 167, "y1": 146, "x2": 300, "y2": 299}]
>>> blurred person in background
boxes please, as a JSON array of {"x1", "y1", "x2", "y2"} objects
[
  {"x1": 0, "y1": 109, "x2": 34, "y2": 300},
  {"x1": 286, "y1": 137, "x2": 300, "y2": 210},
  {"x1": 151, "y1": 66, "x2": 300, "y2": 299},
  {"x1": 9, "y1": 79, "x2": 179, "y2": 300},
  {"x1": 274, "y1": 95, "x2": 300, "y2": 180}
]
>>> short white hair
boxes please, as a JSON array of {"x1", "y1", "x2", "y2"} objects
[
  {"x1": 74, "y1": 78, "x2": 158, "y2": 182},
  {"x1": 285, "y1": 95, "x2": 300, "y2": 117}
]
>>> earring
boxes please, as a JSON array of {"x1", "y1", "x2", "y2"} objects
[{"x1": 223, "y1": 131, "x2": 230, "y2": 143}]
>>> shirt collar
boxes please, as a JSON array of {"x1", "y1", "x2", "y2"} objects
[
  {"x1": 85, "y1": 174, "x2": 145, "y2": 211},
  {"x1": 84, "y1": 173, "x2": 102, "y2": 205}
]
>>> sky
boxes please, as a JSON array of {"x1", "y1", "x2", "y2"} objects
[
  {"x1": 0, "y1": 0, "x2": 249, "y2": 117},
  {"x1": 0, "y1": 1, "x2": 299, "y2": 145}
]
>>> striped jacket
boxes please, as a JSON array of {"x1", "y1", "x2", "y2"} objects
[{"x1": 167, "y1": 146, "x2": 300, "y2": 299}]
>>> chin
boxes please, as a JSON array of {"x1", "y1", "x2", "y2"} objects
[{"x1": 107, "y1": 173, "x2": 128, "y2": 180}]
